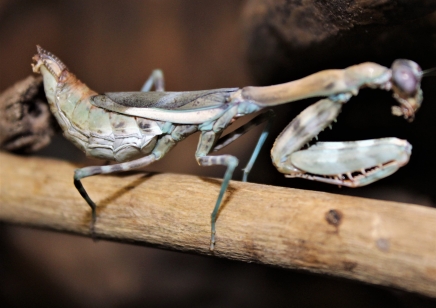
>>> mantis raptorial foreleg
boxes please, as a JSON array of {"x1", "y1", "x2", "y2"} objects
[
  {"x1": 233, "y1": 60, "x2": 422, "y2": 188},
  {"x1": 270, "y1": 95, "x2": 412, "y2": 187},
  {"x1": 286, "y1": 138, "x2": 411, "y2": 186},
  {"x1": 271, "y1": 96, "x2": 347, "y2": 174}
]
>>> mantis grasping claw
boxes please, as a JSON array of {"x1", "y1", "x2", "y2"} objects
[
  {"x1": 266, "y1": 59, "x2": 422, "y2": 187},
  {"x1": 32, "y1": 46, "x2": 422, "y2": 250}
]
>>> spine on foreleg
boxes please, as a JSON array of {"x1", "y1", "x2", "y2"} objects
[{"x1": 271, "y1": 98, "x2": 343, "y2": 174}]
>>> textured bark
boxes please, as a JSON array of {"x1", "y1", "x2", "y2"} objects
[
  {"x1": 1, "y1": 152, "x2": 435, "y2": 297},
  {"x1": 0, "y1": 76, "x2": 57, "y2": 153}
]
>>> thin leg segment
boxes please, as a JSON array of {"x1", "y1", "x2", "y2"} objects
[
  {"x1": 212, "y1": 110, "x2": 275, "y2": 182},
  {"x1": 241, "y1": 111, "x2": 274, "y2": 182},
  {"x1": 196, "y1": 130, "x2": 239, "y2": 250},
  {"x1": 74, "y1": 135, "x2": 176, "y2": 228},
  {"x1": 141, "y1": 69, "x2": 165, "y2": 92},
  {"x1": 74, "y1": 154, "x2": 157, "y2": 226}
]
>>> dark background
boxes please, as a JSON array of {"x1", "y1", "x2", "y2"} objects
[{"x1": 0, "y1": 0, "x2": 435, "y2": 307}]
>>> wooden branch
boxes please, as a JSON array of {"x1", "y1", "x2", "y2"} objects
[{"x1": 1, "y1": 152, "x2": 435, "y2": 297}]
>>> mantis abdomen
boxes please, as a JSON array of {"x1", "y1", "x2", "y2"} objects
[{"x1": 46, "y1": 68, "x2": 165, "y2": 162}]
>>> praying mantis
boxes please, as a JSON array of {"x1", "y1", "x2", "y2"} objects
[{"x1": 32, "y1": 46, "x2": 422, "y2": 250}]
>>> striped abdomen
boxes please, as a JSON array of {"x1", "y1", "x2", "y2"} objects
[{"x1": 54, "y1": 72, "x2": 164, "y2": 162}]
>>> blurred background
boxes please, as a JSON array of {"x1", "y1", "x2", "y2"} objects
[{"x1": 0, "y1": 0, "x2": 435, "y2": 306}]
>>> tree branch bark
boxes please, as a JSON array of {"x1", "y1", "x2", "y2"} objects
[{"x1": 1, "y1": 152, "x2": 435, "y2": 297}]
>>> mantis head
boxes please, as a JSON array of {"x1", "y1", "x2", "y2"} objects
[{"x1": 390, "y1": 59, "x2": 423, "y2": 121}]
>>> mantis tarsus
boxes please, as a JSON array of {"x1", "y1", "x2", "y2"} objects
[{"x1": 32, "y1": 46, "x2": 423, "y2": 250}]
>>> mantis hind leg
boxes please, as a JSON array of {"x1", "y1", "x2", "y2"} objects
[
  {"x1": 196, "y1": 131, "x2": 239, "y2": 250},
  {"x1": 141, "y1": 69, "x2": 165, "y2": 92},
  {"x1": 74, "y1": 135, "x2": 176, "y2": 232},
  {"x1": 74, "y1": 154, "x2": 157, "y2": 229}
]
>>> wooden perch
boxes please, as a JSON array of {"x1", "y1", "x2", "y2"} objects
[{"x1": 1, "y1": 152, "x2": 435, "y2": 297}]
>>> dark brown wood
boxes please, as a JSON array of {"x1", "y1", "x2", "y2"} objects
[{"x1": 0, "y1": 76, "x2": 57, "y2": 153}]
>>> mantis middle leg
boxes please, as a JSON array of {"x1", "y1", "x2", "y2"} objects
[
  {"x1": 213, "y1": 109, "x2": 275, "y2": 182},
  {"x1": 196, "y1": 108, "x2": 275, "y2": 250},
  {"x1": 195, "y1": 130, "x2": 238, "y2": 251},
  {"x1": 141, "y1": 69, "x2": 165, "y2": 92}
]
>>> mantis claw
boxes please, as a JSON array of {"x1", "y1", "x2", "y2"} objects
[
  {"x1": 282, "y1": 138, "x2": 412, "y2": 187},
  {"x1": 268, "y1": 59, "x2": 422, "y2": 188}
]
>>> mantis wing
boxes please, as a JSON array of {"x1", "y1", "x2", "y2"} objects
[{"x1": 91, "y1": 88, "x2": 239, "y2": 124}]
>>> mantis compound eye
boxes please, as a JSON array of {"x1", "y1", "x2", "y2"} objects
[
  {"x1": 391, "y1": 59, "x2": 422, "y2": 96},
  {"x1": 390, "y1": 59, "x2": 423, "y2": 121}
]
